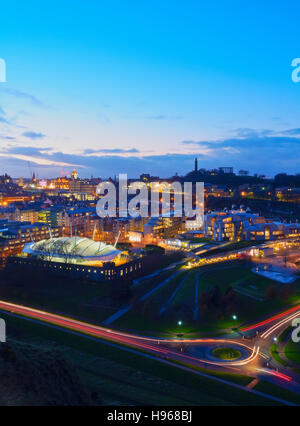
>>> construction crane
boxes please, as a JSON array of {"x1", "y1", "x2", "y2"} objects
[
  {"x1": 48, "y1": 226, "x2": 53, "y2": 239},
  {"x1": 114, "y1": 230, "x2": 121, "y2": 248},
  {"x1": 92, "y1": 222, "x2": 97, "y2": 241}
]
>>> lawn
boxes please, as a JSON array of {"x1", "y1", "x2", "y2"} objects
[
  {"x1": 113, "y1": 270, "x2": 194, "y2": 334},
  {"x1": 131, "y1": 267, "x2": 181, "y2": 300},
  {"x1": 167, "y1": 271, "x2": 197, "y2": 309},
  {"x1": 0, "y1": 271, "x2": 117, "y2": 324},
  {"x1": 254, "y1": 381, "x2": 300, "y2": 405},
  {"x1": 212, "y1": 347, "x2": 241, "y2": 361},
  {"x1": 197, "y1": 265, "x2": 300, "y2": 330},
  {"x1": 284, "y1": 340, "x2": 300, "y2": 366},
  {"x1": 279, "y1": 326, "x2": 292, "y2": 343},
  {"x1": 199, "y1": 264, "x2": 279, "y2": 297},
  {"x1": 270, "y1": 344, "x2": 291, "y2": 367},
  {"x1": 113, "y1": 262, "x2": 300, "y2": 335}
]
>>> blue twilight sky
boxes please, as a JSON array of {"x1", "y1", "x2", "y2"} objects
[{"x1": 0, "y1": 0, "x2": 300, "y2": 178}]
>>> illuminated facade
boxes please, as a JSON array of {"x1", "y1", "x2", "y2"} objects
[
  {"x1": 204, "y1": 211, "x2": 300, "y2": 242},
  {"x1": 0, "y1": 220, "x2": 60, "y2": 266}
]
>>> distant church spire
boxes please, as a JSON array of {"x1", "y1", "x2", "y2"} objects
[{"x1": 194, "y1": 157, "x2": 198, "y2": 172}]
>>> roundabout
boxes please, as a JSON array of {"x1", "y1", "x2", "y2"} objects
[{"x1": 179, "y1": 339, "x2": 257, "y2": 366}]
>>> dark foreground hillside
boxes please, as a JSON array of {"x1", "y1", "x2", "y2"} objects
[{"x1": 0, "y1": 340, "x2": 94, "y2": 406}]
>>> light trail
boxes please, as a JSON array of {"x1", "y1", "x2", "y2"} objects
[
  {"x1": 176, "y1": 345, "x2": 260, "y2": 367},
  {"x1": 261, "y1": 310, "x2": 300, "y2": 339},
  {"x1": 0, "y1": 300, "x2": 258, "y2": 367},
  {"x1": 240, "y1": 304, "x2": 300, "y2": 332},
  {"x1": 257, "y1": 368, "x2": 293, "y2": 382}
]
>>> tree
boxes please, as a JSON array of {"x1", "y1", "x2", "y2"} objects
[{"x1": 266, "y1": 285, "x2": 279, "y2": 300}]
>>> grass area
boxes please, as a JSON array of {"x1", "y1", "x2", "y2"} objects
[
  {"x1": 212, "y1": 347, "x2": 241, "y2": 361},
  {"x1": 284, "y1": 339, "x2": 300, "y2": 366},
  {"x1": 0, "y1": 272, "x2": 117, "y2": 324},
  {"x1": 279, "y1": 326, "x2": 292, "y2": 343},
  {"x1": 199, "y1": 265, "x2": 275, "y2": 298},
  {"x1": 171, "y1": 359, "x2": 253, "y2": 386},
  {"x1": 0, "y1": 311, "x2": 283, "y2": 406},
  {"x1": 131, "y1": 266, "x2": 182, "y2": 300},
  {"x1": 270, "y1": 344, "x2": 291, "y2": 367},
  {"x1": 254, "y1": 381, "x2": 300, "y2": 405},
  {"x1": 198, "y1": 265, "x2": 300, "y2": 329},
  {"x1": 113, "y1": 269, "x2": 195, "y2": 334},
  {"x1": 113, "y1": 262, "x2": 300, "y2": 335},
  {"x1": 167, "y1": 271, "x2": 197, "y2": 309}
]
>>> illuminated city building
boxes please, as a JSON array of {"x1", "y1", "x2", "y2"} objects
[
  {"x1": 204, "y1": 211, "x2": 300, "y2": 242},
  {"x1": 0, "y1": 220, "x2": 59, "y2": 266},
  {"x1": 71, "y1": 169, "x2": 79, "y2": 180}
]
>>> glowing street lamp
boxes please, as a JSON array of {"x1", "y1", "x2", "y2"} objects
[
  {"x1": 232, "y1": 315, "x2": 237, "y2": 321},
  {"x1": 178, "y1": 321, "x2": 182, "y2": 326}
]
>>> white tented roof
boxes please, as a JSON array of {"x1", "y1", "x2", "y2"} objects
[{"x1": 23, "y1": 236, "x2": 121, "y2": 261}]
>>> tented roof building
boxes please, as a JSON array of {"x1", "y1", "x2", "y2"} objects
[{"x1": 23, "y1": 236, "x2": 121, "y2": 264}]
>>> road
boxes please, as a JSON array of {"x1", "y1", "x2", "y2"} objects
[{"x1": 0, "y1": 298, "x2": 300, "y2": 402}]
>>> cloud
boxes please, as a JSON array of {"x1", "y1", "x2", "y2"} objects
[
  {"x1": 280, "y1": 128, "x2": 300, "y2": 136},
  {"x1": 1, "y1": 126, "x2": 300, "y2": 178},
  {"x1": 83, "y1": 148, "x2": 139, "y2": 155},
  {"x1": 180, "y1": 127, "x2": 300, "y2": 175},
  {"x1": 0, "y1": 87, "x2": 50, "y2": 108},
  {"x1": 0, "y1": 134, "x2": 15, "y2": 140},
  {"x1": 0, "y1": 146, "x2": 81, "y2": 168},
  {"x1": 2, "y1": 146, "x2": 52, "y2": 157},
  {"x1": 144, "y1": 115, "x2": 183, "y2": 120},
  {"x1": 0, "y1": 116, "x2": 9, "y2": 124},
  {"x1": 22, "y1": 131, "x2": 46, "y2": 140},
  {"x1": 0, "y1": 145, "x2": 195, "y2": 176},
  {"x1": 233, "y1": 128, "x2": 275, "y2": 138},
  {"x1": 183, "y1": 127, "x2": 300, "y2": 147}
]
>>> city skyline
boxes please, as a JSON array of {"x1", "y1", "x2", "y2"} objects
[{"x1": 1, "y1": 1, "x2": 300, "y2": 178}]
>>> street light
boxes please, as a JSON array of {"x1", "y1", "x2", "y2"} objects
[
  {"x1": 232, "y1": 315, "x2": 237, "y2": 320},
  {"x1": 273, "y1": 337, "x2": 278, "y2": 342},
  {"x1": 178, "y1": 321, "x2": 182, "y2": 326}
]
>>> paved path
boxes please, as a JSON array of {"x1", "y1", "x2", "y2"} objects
[
  {"x1": 159, "y1": 274, "x2": 188, "y2": 315},
  {"x1": 235, "y1": 288, "x2": 263, "y2": 301},
  {"x1": 132, "y1": 260, "x2": 186, "y2": 287},
  {"x1": 103, "y1": 270, "x2": 182, "y2": 325},
  {"x1": 140, "y1": 270, "x2": 182, "y2": 302},
  {"x1": 102, "y1": 305, "x2": 132, "y2": 325}
]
